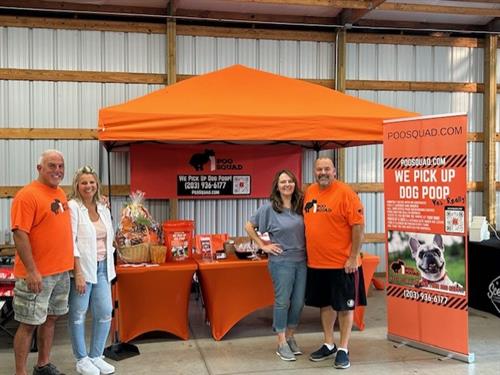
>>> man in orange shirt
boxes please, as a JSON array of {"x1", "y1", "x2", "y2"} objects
[
  {"x1": 304, "y1": 158, "x2": 367, "y2": 369},
  {"x1": 11, "y1": 149, "x2": 74, "y2": 375}
]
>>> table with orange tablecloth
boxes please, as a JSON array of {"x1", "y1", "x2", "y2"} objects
[
  {"x1": 354, "y1": 253, "x2": 381, "y2": 331},
  {"x1": 195, "y1": 253, "x2": 380, "y2": 340},
  {"x1": 195, "y1": 254, "x2": 274, "y2": 340},
  {"x1": 115, "y1": 259, "x2": 197, "y2": 342}
]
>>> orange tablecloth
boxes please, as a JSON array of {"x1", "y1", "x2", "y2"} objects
[
  {"x1": 354, "y1": 253, "x2": 380, "y2": 331},
  {"x1": 115, "y1": 259, "x2": 197, "y2": 342},
  {"x1": 195, "y1": 254, "x2": 274, "y2": 340},
  {"x1": 196, "y1": 253, "x2": 380, "y2": 339}
]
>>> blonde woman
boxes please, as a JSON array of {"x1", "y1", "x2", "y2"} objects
[{"x1": 67, "y1": 166, "x2": 116, "y2": 375}]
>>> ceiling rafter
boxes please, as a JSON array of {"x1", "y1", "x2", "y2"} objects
[{"x1": 339, "y1": 0, "x2": 386, "y2": 26}]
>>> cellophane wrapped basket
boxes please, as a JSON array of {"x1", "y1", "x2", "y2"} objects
[
  {"x1": 115, "y1": 191, "x2": 162, "y2": 264},
  {"x1": 150, "y1": 245, "x2": 167, "y2": 264},
  {"x1": 118, "y1": 243, "x2": 150, "y2": 263}
]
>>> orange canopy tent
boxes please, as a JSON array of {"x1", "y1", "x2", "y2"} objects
[{"x1": 98, "y1": 64, "x2": 417, "y2": 148}]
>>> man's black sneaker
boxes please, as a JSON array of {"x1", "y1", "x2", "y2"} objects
[
  {"x1": 309, "y1": 344, "x2": 337, "y2": 362},
  {"x1": 334, "y1": 349, "x2": 350, "y2": 369}
]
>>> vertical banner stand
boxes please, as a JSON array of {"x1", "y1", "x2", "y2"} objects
[{"x1": 383, "y1": 114, "x2": 474, "y2": 363}]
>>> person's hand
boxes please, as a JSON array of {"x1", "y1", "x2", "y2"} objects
[
  {"x1": 261, "y1": 243, "x2": 283, "y2": 256},
  {"x1": 26, "y1": 270, "x2": 43, "y2": 293},
  {"x1": 74, "y1": 273, "x2": 86, "y2": 295},
  {"x1": 344, "y1": 256, "x2": 358, "y2": 274},
  {"x1": 100, "y1": 195, "x2": 110, "y2": 209}
]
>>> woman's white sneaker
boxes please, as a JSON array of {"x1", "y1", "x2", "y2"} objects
[
  {"x1": 76, "y1": 357, "x2": 100, "y2": 375},
  {"x1": 90, "y1": 356, "x2": 115, "y2": 375}
]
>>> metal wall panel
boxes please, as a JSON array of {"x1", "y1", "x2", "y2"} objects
[
  {"x1": 0, "y1": 27, "x2": 6, "y2": 67},
  {"x1": 7, "y1": 27, "x2": 30, "y2": 68},
  {"x1": 216, "y1": 37, "x2": 237, "y2": 68},
  {"x1": 57, "y1": 29, "x2": 79, "y2": 70},
  {"x1": 33, "y1": 29, "x2": 54, "y2": 69},
  {"x1": 236, "y1": 38, "x2": 258, "y2": 68},
  {"x1": 177, "y1": 35, "x2": 334, "y2": 79}
]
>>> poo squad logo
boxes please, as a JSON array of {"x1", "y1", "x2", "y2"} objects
[{"x1": 189, "y1": 149, "x2": 243, "y2": 172}]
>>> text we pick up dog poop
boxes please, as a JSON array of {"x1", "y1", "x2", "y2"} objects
[{"x1": 388, "y1": 232, "x2": 465, "y2": 295}]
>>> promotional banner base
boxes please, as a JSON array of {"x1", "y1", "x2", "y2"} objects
[
  {"x1": 104, "y1": 342, "x2": 140, "y2": 361},
  {"x1": 387, "y1": 333, "x2": 475, "y2": 363}
]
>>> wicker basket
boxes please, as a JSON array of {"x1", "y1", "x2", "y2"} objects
[
  {"x1": 118, "y1": 243, "x2": 150, "y2": 264},
  {"x1": 150, "y1": 245, "x2": 167, "y2": 264}
]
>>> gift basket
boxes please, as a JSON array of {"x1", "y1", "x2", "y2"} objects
[{"x1": 115, "y1": 191, "x2": 164, "y2": 264}]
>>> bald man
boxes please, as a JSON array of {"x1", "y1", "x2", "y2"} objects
[
  {"x1": 303, "y1": 158, "x2": 367, "y2": 370},
  {"x1": 11, "y1": 149, "x2": 74, "y2": 375}
]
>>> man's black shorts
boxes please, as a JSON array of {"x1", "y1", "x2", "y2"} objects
[{"x1": 305, "y1": 266, "x2": 367, "y2": 311}]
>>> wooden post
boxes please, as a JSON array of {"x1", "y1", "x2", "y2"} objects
[
  {"x1": 335, "y1": 29, "x2": 347, "y2": 181},
  {"x1": 482, "y1": 35, "x2": 497, "y2": 227},
  {"x1": 167, "y1": 1, "x2": 178, "y2": 220}
]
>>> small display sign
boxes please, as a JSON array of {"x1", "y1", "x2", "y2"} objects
[{"x1": 177, "y1": 175, "x2": 251, "y2": 196}]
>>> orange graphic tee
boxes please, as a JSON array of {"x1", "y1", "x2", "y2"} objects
[
  {"x1": 304, "y1": 181, "x2": 364, "y2": 269},
  {"x1": 11, "y1": 180, "x2": 74, "y2": 278}
]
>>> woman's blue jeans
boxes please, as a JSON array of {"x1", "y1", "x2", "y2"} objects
[
  {"x1": 68, "y1": 261, "x2": 113, "y2": 359},
  {"x1": 268, "y1": 260, "x2": 307, "y2": 333}
]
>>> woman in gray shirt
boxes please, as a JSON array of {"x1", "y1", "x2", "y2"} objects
[{"x1": 245, "y1": 169, "x2": 306, "y2": 362}]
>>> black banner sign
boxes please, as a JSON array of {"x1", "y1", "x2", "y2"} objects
[{"x1": 177, "y1": 175, "x2": 251, "y2": 196}]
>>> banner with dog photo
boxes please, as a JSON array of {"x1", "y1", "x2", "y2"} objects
[{"x1": 383, "y1": 114, "x2": 472, "y2": 362}]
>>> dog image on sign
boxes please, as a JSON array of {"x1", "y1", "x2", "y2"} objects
[{"x1": 387, "y1": 231, "x2": 465, "y2": 295}]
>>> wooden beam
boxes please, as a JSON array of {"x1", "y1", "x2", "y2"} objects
[
  {"x1": 356, "y1": 19, "x2": 486, "y2": 33},
  {"x1": 0, "y1": 15, "x2": 167, "y2": 33},
  {"x1": 335, "y1": 29, "x2": 347, "y2": 182},
  {"x1": 166, "y1": 19, "x2": 177, "y2": 86},
  {"x1": 379, "y1": 2, "x2": 500, "y2": 17},
  {"x1": 0, "y1": 16, "x2": 486, "y2": 48},
  {"x1": 364, "y1": 233, "x2": 385, "y2": 243},
  {"x1": 0, "y1": 128, "x2": 97, "y2": 140},
  {"x1": 0, "y1": 0, "x2": 167, "y2": 16},
  {"x1": 483, "y1": 35, "x2": 497, "y2": 227},
  {"x1": 347, "y1": 80, "x2": 482, "y2": 93},
  {"x1": 0, "y1": 67, "x2": 491, "y2": 94},
  {"x1": 0, "y1": 68, "x2": 168, "y2": 84},
  {"x1": 347, "y1": 33, "x2": 481, "y2": 48},
  {"x1": 339, "y1": 0, "x2": 386, "y2": 25},
  {"x1": 177, "y1": 25, "x2": 336, "y2": 42},
  {"x1": 175, "y1": 8, "x2": 336, "y2": 26}
]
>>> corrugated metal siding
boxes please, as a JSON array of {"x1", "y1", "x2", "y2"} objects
[
  {"x1": 177, "y1": 35, "x2": 334, "y2": 78},
  {"x1": 0, "y1": 25, "x2": 495, "y2": 249}
]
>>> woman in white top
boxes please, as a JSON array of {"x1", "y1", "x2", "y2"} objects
[{"x1": 68, "y1": 166, "x2": 116, "y2": 375}]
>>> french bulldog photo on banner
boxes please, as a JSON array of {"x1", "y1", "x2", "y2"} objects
[{"x1": 388, "y1": 231, "x2": 465, "y2": 295}]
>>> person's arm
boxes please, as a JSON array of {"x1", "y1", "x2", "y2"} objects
[
  {"x1": 73, "y1": 257, "x2": 86, "y2": 295},
  {"x1": 344, "y1": 223, "x2": 364, "y2": 273},
  {"x1": 13, "y1": 229, "x2": 42, "y2": 293},
  {"x1": 244, "y1": 221, "x2": 282, "y2": 256},
  {"x1": 69, "y1": 201, "x2": 86, "y2": 293}
]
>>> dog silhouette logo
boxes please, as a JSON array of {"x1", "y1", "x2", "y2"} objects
[
  {"x1": 304, "y1": 199, "x2": 317, "y2": 213},
  {"x1": 189, "y1": 149, "x2": 216, "y2": 171},
  {"x1": 50, "y1": 199, "x2": 63, "y2": 214}
]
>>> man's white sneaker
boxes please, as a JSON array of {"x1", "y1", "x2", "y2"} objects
[
  {"x1": 90, "y1": 356, "x2": 115, "y2": 374},
  {"x1": 76, "y1": 357, "x2": 100, "y2": 375}
]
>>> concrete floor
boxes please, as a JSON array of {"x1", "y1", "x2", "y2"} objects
[{"x1": 1, "y1": 288, "x2": 499, "y2": 375}]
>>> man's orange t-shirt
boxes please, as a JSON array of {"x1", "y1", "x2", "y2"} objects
[
  {"x1": 11, "y1": 180, "x2": 74, "y2": 278},
  {"x1": 304, "y1": 181, "x2": 364, "y2": 269}
]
